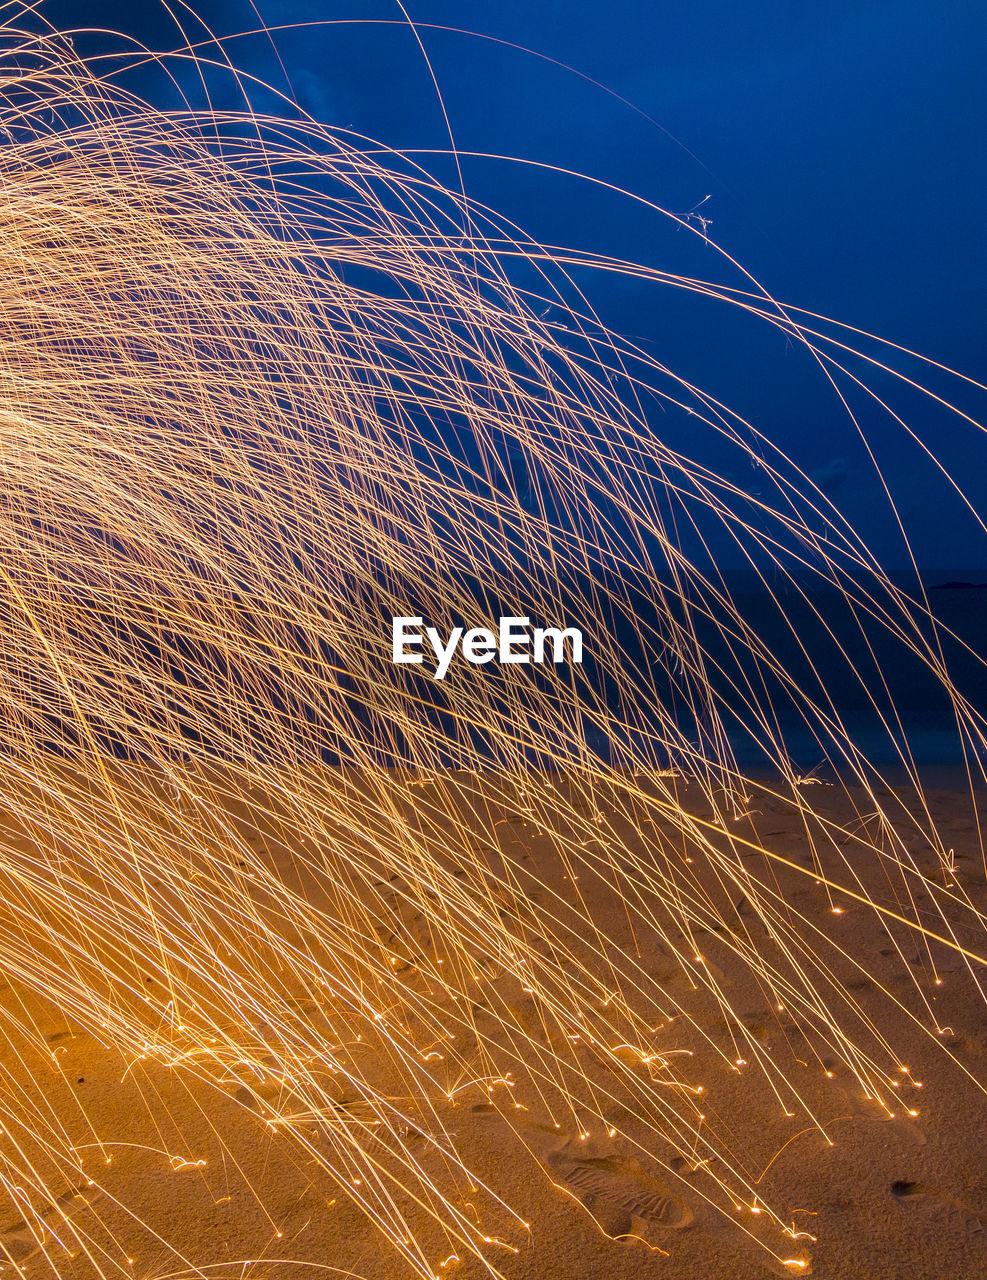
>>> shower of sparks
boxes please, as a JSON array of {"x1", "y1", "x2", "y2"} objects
[{"x1": 0, "y1": 7, "x2": 981, "y2": 1279}]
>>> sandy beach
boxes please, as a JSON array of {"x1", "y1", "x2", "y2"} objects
[{"x1": 1, "y1": 771, "x2": 983, "y2": 1280}]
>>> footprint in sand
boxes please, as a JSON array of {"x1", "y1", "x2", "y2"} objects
[
  {"x1": 475, "y1": 1113, "x2": 692, "y2": 1243},
  {"x1": 839, "y1": 1089, "x2": 926, "y2": 1145},
  {"x1": 545, "y1": 1142, "x2": 693, "y2": 1241},
  {"x1": 234, "y1": 1081, "x2": 281, "y2": 1110},
  {"x1": 891, "y1": 1181, "x2": 986, "y2": 1248},
  {"x1": 1, "y1": 1186, "x2": 96, "y2": 1263},
  {"x1": 44, "y1": 1029, "x2": 77, "y2": 1046}
]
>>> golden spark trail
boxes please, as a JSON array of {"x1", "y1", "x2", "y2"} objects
[{"x1": 0, "y1": 7, "x2": 979, "y2": 1279}]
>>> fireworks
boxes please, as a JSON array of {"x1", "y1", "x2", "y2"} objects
[{"x1": 0, "y1": 6, "x2": 981, "y2": 1278}]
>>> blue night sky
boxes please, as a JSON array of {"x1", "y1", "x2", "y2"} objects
[{"x1": 44, "y1": 0, "x2": 987, "y2": 568}]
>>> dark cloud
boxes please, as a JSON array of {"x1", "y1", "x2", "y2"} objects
[{"x1": 812, "y1": 458, "x2": 849, "y2": 496}]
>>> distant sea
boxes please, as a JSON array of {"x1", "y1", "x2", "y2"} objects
[{"x1": 679, "y1": 570, "x2": 987, "y2": 782}]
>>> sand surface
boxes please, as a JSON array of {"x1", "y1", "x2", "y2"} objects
[{"x1": 0, "y1": 775, "x2": 985, "y2": 1280}]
